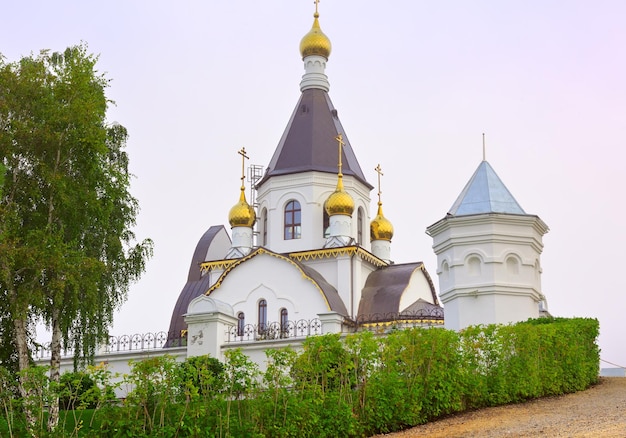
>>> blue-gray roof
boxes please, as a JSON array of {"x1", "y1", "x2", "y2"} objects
[{"x1": 448, "y1": 161, "x2": 525, "y2": 216}]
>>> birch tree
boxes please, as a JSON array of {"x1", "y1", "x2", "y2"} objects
[{"x1": 0, "y1": 45, "x2": 153, "y2": 433}]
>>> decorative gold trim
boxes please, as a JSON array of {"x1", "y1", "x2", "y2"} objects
[
  {"x1": 288, "y1": 246, "x2": 388, "y2": 268},
  {"x1": 200, "y1": 259, "x2": 238, "y2": 273},
  {"x1": 205, "y1": 248, "x2": 332, "y2": 311}
]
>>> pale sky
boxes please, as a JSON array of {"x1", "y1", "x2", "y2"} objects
[{"x1": 4, "y1": 1, "x2": 625, "y2": 369}]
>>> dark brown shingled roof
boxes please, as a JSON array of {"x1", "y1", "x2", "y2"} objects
[
  {"x1": 357, "y1": 263, "x2": 441, "y2": 319},
  {"x1": 165, "y1": 226, "x2": 228, "y2": 347},
  {"x1": 257, "y1": 88, "x2": 372, "y2": 189}
]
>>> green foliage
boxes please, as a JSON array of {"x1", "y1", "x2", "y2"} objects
[
  {"x1": 178, "y1": 354, "x2": 225, "y2": 398},
  {"x1": 0, "y1": 318, "x2": 601, "y2": 437},
  {"x1": 0, "y1": 365, "x2": 28, "y2": 437},
  {"x1": 0, "y1": 161, "x2": 5, "y2": 191},
  {"x1": 0, "y1": 43, "x2": 152, "y2": 433},
  {"x1": 116, "y1": 355, "x2": 186, "y2": 436},
  {"x1": 59, "y1": 371, "x2": 97, "y2": 410},
  {"x1": 15, "y1": 365, "x2": 50, "y2": 435},
  {"x1": 458, "y1": 317, "x2": 600, "y2": 409}
]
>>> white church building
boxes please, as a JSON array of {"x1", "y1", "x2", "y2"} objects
[{"x1": 38, "y1": 6, "x2": 549, "y2": 378}]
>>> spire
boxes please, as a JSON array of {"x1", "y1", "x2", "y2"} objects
[
  {"x1": 299, "y1": 1, "x2": 332, "y2": 60},
  {"x1": 482, "y1": 133, "x2": 486, "y2": 161},
  {"x1": 256, "y1": 4, "x2": 371, "y2": 190},
  {"x1": 325, "y1": 133, "x2": 355, "y2": 217},
  {"x1": 226, "y1": 148, "x2": 256, "y2": 259},
  {"x1": 370, "y1": 164, "x2": 394, "y2": 242},
  {"x1": 299, "y1": 1, "x2": 331, "y2": 92},
  {"x1": 228, "y1": 147, "x2": 256, "y2": 228}
]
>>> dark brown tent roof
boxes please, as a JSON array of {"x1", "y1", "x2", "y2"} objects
[
  {"x1": 165, "y1": 226, "x2": 228, "y2": 346},
  {"x1": 257, "y1": 88, "x2": 372, "y2": 189},
  {"x1": 297, "y1": 260, "x2": 348, "y2": 316},
  {"x1": 357, "y1": 263, "x2": 441, "y2": 321}
]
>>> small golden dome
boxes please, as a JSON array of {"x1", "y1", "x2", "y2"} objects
[
  {"x1": 229, "y1": 189, "x2": 256, "y2": 228},
  {"x1": 300, "y1": 13, "x2": 332, "y2": 59},
  {"x1": 325, "y1": 176, "x2": 354, "y2": 216},
  {"x1": 370, "y1": 203, "x2": 394, "y2": 241}
]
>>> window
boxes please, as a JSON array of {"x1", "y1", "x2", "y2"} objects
[
  {"x1": 280, "y1": 308, "x2": 289, "y2": 333},
  {"x1": 237, "y1": 312, "x2": 245, "y2": 337},
  {"x1": 357, "y1": 208, "x2": 363, "y2": 245},
  {"x1": 261, "y1": 208, "x2": 268, "y2": 246},
  {"x1": 258, "y1": 299, "x2": 267, "y2": 334},
  {"x1": 284, "y1": 200, "x2": 301, "y2": 240}
]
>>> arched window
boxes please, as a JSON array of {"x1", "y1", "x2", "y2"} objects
[
  {"x1": 237, "y1": 312, "x2": 245, "y2": 337},
  {"x1": 261, "y1": 208, "x2": 268, "y2": 246},
  {"x1": 357, "y1": 208, "x2": 364, "y2": 245},
  {"x1": 284, "y1": 200, "x2": 301, "y2": 240},
  {"x1": 258, "y1": 299, "x2": 267, "y2": 334},
  {"x1": 280, "y1": 308, "x2": 289, "y2": 334}
]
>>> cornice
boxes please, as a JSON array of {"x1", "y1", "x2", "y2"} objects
[{"x1": 289, "y1": 246, "x2": 388, "y2": 268}]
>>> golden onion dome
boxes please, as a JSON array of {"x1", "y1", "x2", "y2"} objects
[
  {"x1": 325, "y1": 176, "x2": 354, "y2": 216},
  {"x1": 228, "y1": 189, "x2": 256, "y2": 228},
  {"x1": 299, "y1": 13, "x2": 332, "y2": 59},
  {"x1": 370, "y1": 203, "x2": 394, "y2": 241}
]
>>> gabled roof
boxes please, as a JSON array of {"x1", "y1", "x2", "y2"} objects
[
  {"x1": 448, "y1": 160, "x2": 525, "y2": 216},
  {"x1": 257, "y1": 88, "x2": 372, "y2": 189},
  {"x1": 207, "y1": 247, "x2": 349, "y2": 316}
]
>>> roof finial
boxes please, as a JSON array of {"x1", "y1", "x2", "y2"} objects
[
  {"x1": 314, "y1": 0, "x2": 320, "y2": 17},
  {"x1": 482, "y1": 133, "x2": 486, "y2": 162},
  {"x1": 325, "y1": 133, "x2": 354, "y2": 217},
  {"x1": 335, "y1": 133, "x2": 345, "y2": 177},
  {"x1": 375, "y1": 164, "x2": 384, "y2": 206},
  {"x1": 238, "y1": 147, "x2": 249, "y2": 191},
  {"x1": 229, "y1": 147, "x2": 256, "y2": 228}
]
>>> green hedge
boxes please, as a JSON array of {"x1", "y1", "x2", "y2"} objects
[{"x1": 0, "y1": 317, "x2": 600, "y2": 437}]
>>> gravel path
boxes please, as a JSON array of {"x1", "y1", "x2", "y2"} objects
[{"x1": 373, "y1": 377, "x2": 626, "y2": 438}]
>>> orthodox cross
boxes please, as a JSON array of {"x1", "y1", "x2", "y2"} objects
[
  {"x1": 238, "y1": 147, "x2": 249, "y2": 189},
  {"x1": 335, "y1": 133, "x2": 345, "y2": 176},
  {"x1": 314, "y1": 0, "x2": 320, "y2": 15},
  {"x1": 375, "y1": 164, "x2": 384, "y2": 205}
]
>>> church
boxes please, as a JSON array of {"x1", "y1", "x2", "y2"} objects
[
  {"x1": 39, "y1": 5, "x2": 551, "y2": 381},
  {"x1": 162, "y1": 4, "x2": 550, "y2": 361}
]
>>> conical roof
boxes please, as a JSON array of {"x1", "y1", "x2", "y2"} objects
[
  {"x1": 257, "y1": 88, "x2": 372, "y2": 189},
  {"x1": 448, "y1": 161, "x2": 525, "y2": 216}
]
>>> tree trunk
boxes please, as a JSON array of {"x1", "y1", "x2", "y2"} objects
[
  {"x1": 13, "y1": 315, "x2": 38, "y2": 433},
  {"x1": 47, "y1": 307, "x2": 62, "y2": 432}
]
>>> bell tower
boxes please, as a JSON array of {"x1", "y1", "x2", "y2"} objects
[{"x1": 427, "y1": 160, "x2": 549, "y2": 330}]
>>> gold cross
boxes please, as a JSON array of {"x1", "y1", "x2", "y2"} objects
[
  {"x1": 335, "y1": 133, "x2": 345, "y2": 176},
  {"x1": 314, "y1": 0, "x2": 320, "y2": 15},
  {"x1": 238, "y1": 147, "x2": 249, "y2": 189},
  {"x1": 375, "y1": 164, "x2": 384, "y2": 204}
]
